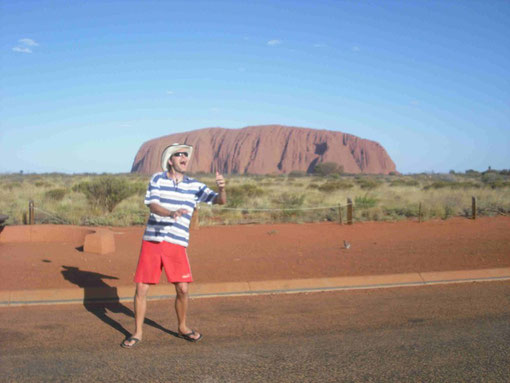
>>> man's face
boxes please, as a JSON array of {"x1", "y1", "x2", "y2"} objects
[{"x1": 169, "y1": 151, "x2": 189, "y2": 173}]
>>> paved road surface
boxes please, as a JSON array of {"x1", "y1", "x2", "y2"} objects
[{"x1": 1, "y1": 281, "x2": 509, "y2": 382}]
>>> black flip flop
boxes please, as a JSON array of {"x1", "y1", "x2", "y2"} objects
[
  {"x1": 178, "y1": 330, "x2": 203, "y2": 343},
  {"x1": 121, "y1": 337, "x2": 141, "y2": 348}
]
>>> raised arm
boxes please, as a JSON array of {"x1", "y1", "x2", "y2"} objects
[{"x1": 214, "y1": 171, "x2": 227, "y2": 205}]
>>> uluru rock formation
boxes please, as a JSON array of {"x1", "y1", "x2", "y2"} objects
[{"x1": 131, "y1": 125, "x2": 397, "y2": 175}]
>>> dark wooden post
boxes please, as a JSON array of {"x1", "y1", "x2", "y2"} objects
[
  {"x1": 418, "y1": 202, "x2": 422, "y2": 223},
  {"x1": 29, "y1": 200, "x2": 35, "y2": 225},
  {"x1": 338, "y1": 205, "x2": 343, "y2": 225},
  {"x1": 472, "y1": 196, "x2": 477, "y2": 220},
  {"x1": 347, "y1": 198, "x2": 353, "y2": 225}
]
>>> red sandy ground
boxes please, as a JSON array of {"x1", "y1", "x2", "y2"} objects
[{"x1": 0, "y1": 217, "x2": 509, "y2": 291}]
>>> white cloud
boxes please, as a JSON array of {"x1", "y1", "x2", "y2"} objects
[
  {"x1": 166, "y1": 90, "x2": 174, "y2": 95},
  {"x1": 13, "y1": 46, "x2": 32, "y2": 54},
  {"x1": 267, "y1": 39, "x2": 282, "y2": 46},
  {"x1": 19, "y1": 38, "x2": 39, "y2": 47},
  {"x1": 12, "y1": 38, "x2": 39, "y2": 54}
]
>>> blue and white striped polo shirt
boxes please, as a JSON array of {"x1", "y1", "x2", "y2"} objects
[{"x1": 143, "y1": 172, "x2": 218, "y2": 247}]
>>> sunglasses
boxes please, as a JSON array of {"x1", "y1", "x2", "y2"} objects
[{"x1": 172, "y1": 152, "x2": 189, "y2": 158}]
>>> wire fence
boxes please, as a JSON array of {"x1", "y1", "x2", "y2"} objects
[
  {"x1": 197, "y1": 203, "x2": 353, "y2": 226},
  {"x1": 20, "y1": 197, "x2": 508, "y2": 227},
  {"x1": 33, "y1": 207, "x2": 71, "y2": 224}
]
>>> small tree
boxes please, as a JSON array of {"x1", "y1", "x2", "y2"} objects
[{"x1": 74, "y1": 176, "x2": 137, "y2": 213}]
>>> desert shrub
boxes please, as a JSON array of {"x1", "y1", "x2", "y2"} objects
[
  {"x1": 465, "y1": 169, "x2": 481, "y2": 177},
  {"x1": 226, "y1": 183, "x2": 265, "y2": 208},
  {"x1": 288, "y1": 170, "x2": 307, "y2": 177},
  {"x1": 443, "y1": 205, "x2": 454, "y2": 219},
  {"x1": 354, "y1": 194, "x2": 378, "y2": 209},
  {"x1": 73, "y1": 176, "x2": 137, "y2": 212},
  {"x1": 44, "y1": 188, "x2": 67, "y2": 201},
  {"x1": 318, "y1": 180, "x2": 354, "y2": 192},
  {"x1": 34, "y1": 181, "x2": 52, "y2": 188},
  {"x1": 481, "y1": 172, "x2": 501, "y2": 184},
  {"x1": 487, "y1": 180, "x2": 510, "y2": 189},
  {"x1": 2, "y1": 181, "x2": 22, "y2": 190},
  {"x1": 356, "y1": 178, "x2": 381, "y2": 190},
  {"x1": 307, "y1": 183, "x2": 320, "y2": 189},
  {"x1": 481, "y1": 172, "x2": 510, "y2": 188},
  {"x1": 271, "y1": 192, "x2": 306, "y2": 221},
  {"x1": 131, "y1": 182, "x2": 148, "y2": 196},
  {"x1": 274, "y1": 193, "x2": 306, "y2": 209},
  {"x1": 314, "y1": 162, "x2": 344, "y2": 176},
  {"x1": 423, "y1": 181, "x2": 481, "y2": 190},
  {"x1": 383, "y1": 206, "x2": 420, "y2": 218},
  {"x1": 389, "y1": 179, "x2": 419, "y2": 187}
]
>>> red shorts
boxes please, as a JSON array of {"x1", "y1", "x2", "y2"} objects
[{"x1": 134, "y1": 240, "x2": 193, "y2": 284}]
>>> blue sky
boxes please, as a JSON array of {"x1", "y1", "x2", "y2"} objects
[{"x1": 1, "y1": 0, "x2": 509, "y2": 174}]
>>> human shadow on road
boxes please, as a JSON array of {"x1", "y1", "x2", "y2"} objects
[{"x1": 61, "y1": 266, "x2": 178, "y2": 339}]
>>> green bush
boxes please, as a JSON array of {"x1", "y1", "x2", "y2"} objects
[
  {"x1": 488, "y1": 181, "x2": 510, "y2": 189},
  {"x1": 355, "y1": 194, "x2": 378, "y2": 209},
  {"x1": 389, "y1": 179, "x2": 419, "y2": 187},
  {"x1": 274, "y1": 193, "x2": 306, "y2": 209},
  {"x1": 44, "y1": 188, "x2": 67, "y2": 201},
  {"x1": 423, "y1": 181, "x2": 481, "y2": 190},
  {"x1": 318, "y1": 180, "x2": 354, "y2": 192},
  {"x1": 383, "y1": 206, "x2": 419, "y2": 218},
  {"x1": 356, "y1": 178, "x2": 381, "y2": 190},
  {"x1": 288, "y1": 170, "x2": 307, "y2": 177},
  {"x1": 2, "y1": 182, "x2": 22, "y2": 190},
  {"x1": 314, "y1": 162, "x2": 344, "y2": 176},
  {"x1": 73, "y1": 176, "x2": 137, "y2": 212},
  {"x1": 34, "y1": 181, "x2": 51, "y2": 188},
  {"x1": 131, "y1": 182, "x2": 148, "y2": 196},
  {"x1": 226, "y1": 183, "x2": 265, "y2": 208},
  {"x1": 465, "y1": 169, "x2": 481, "y2": 177},
  {"x1": 481, "y1": 172, "x2": 510, "y2": 188},
  {"x1": 271, "y1": 193, "x2": 306, "y2": 220}
]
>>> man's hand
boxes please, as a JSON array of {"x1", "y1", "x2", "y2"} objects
[
  {"x1": 170, "y1": 208, "x2": 190, "y2": 219},
  {"x1": 214, "y1": 171, "x2": 227, "y2": 205},
  {"x1": 150, "y1": 203, "x2": 190, "y2": 218},
  {"x1": 216, "y1": 171, "x2": 225, "y2": 190}
]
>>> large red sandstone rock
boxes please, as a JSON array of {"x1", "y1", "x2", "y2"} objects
[{"x1": 131, "y1": 125, "x2": 397, "y2": 175}]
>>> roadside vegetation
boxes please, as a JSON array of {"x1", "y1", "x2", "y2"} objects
[{"x1": 1, "y1": 167, "x2": 509, "y2": 226}]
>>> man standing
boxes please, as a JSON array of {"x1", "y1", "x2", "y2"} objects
[{"x1": 122, "y1": 143, "x2": 226, "y2": 348}]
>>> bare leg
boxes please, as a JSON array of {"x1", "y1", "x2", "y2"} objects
[
  {"x1": 175, "y1": 282, "x2": 201, "y2": 340},
  {"x1": 123, "y1": 282, "x2": 149, "y2": 346}
]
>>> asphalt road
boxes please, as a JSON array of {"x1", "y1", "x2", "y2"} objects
[{"x1": 1, "y1": 281, "x2": 509, "y2": 382}]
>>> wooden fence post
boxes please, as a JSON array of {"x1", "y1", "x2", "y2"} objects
[
  {"x1": 338, "y1": 205, "x2": 343, "y2": 225},
  {"x1": 29, "y1": 200, "x2": 35, "y2": 225},
  {"x1": 347, "y1": 198, "x2": 353, "y2": 225},
  {"x1": 472, "y1": 196, "x2": 477, "y2": 220},
  {"x1": 418, "y1": 202, "x2": 422, "y2": 223}
]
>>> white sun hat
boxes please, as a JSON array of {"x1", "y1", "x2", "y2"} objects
[{"x1": 161, "y1": 143, "x2": 194, "y2": 171}]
